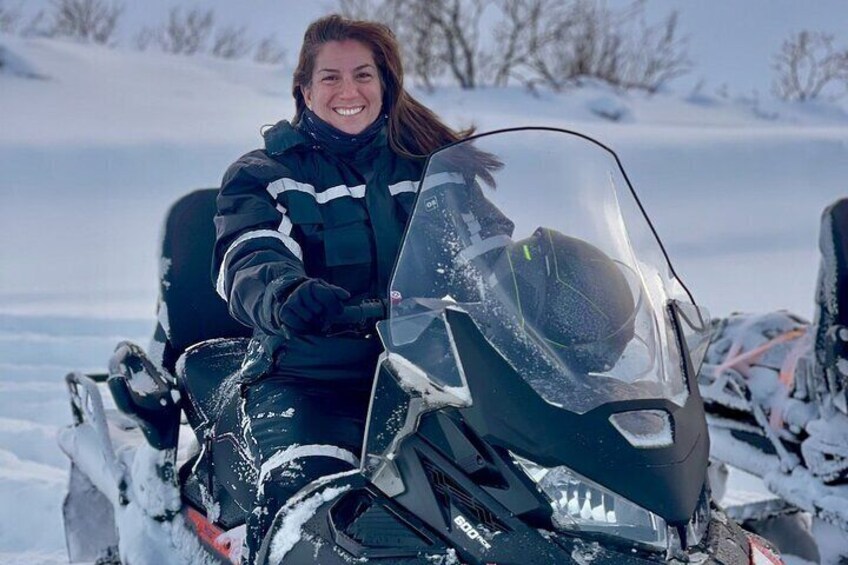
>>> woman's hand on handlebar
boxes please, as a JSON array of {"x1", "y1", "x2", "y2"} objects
[{"x1": 278, "y1": 278, "x2": 350, "y2": 333}]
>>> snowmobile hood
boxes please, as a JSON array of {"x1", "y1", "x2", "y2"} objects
[
  {"x1": 449, "y1": 306, "x2": 709, "y2": 525},
  {"x1": 373, "y1": 127, "x2": 712, "y2": 524}
]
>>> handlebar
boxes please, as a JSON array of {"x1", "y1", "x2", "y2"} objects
[{"x1": 322, "y1": 298, "x2": 389, "y2": 332}]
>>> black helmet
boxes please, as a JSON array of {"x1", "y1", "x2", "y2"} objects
[{"x1": 500, "y1": 227, "x2": 637, "y2": 373}]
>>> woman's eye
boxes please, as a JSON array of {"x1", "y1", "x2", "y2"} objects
[
  {"x1": 322, "y1": 76, "x2": 338, "y2": 83},
  {"x1": 357, "y1": 73, "x2": 373, "y2": 81}
]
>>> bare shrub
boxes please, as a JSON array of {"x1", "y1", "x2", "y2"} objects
[
  {"x1": 161, "y1": 7, "x2": 213, "y2": 55},
  {"x1": 622, "y1": 10, "x2": 690, "y2": 93},
  {"x1": 137, "y1": 7, "x2": 214, "y2": 55},
  {"x1": 339, "y1": 0, "x2": 448, "y2": 90},
  {"x1": 37, "y1": 0, "x2": 123, "y2": 45},
  {"x1": 211, "y1": 24, "x2": 250, "y2": 59},
  {"x1": 421, "y1": 0, "x2": 490, "y2": 89},
  {"x1": 489, "y1": 0, "x2": 572, "y2": 89},
  {"x1": 523, "y1": 0, "x2": 619, "y2": 90},
  {"x1": 133, "y1": 25, "x2": 155, "y2": 51},
  {"x1": 772, "y1": 30, "x2": 848, "y2": 102},
  {"x1": 527, "y1": 0, "x2": 689, "y2": 93},
  {"x1": 0, "y1": 0, "x2": 22, "y2": 33},
  {"x1": 254, "y1": 34, "x2": 286, "y2": 65},
  {"x1": 339, "y1": 0, "x2": 689, "y2": 93},
  {"x1": 136, "y1": 8, "x2": 266, "y2": 62},
  {"x1": 340, "y1": 0, "x2": 487, "y2": 90}
]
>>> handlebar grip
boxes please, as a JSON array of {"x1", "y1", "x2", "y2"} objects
[{"x1": 329, "y1": 299, "x2": 388, "y2": 325}]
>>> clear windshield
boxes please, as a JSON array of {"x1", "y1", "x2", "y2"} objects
[{"x1": 383, "y1": 129, "x2": 709, "y2": 415}]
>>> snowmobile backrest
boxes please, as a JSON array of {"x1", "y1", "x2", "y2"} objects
[{"x1": 156, "y1": 189, "x2": 251, "y2": 370}]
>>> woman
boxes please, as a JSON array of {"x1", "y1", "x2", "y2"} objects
[{"x1": 212, "y1": 14, "x2": 482, "y2": 561}]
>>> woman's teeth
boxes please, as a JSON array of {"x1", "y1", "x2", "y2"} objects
[{"x1": 335, "y1": 107, "x2": 364, "y2": 116}]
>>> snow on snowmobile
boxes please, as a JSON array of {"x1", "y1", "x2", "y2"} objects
[
  {"x1": 58, "y1": 127, "x2": 782, "y2": 564},
  {"x1": 698, "y1": 200, "x2": 848, "y2": 561}
]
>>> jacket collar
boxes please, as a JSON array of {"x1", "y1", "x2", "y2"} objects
[
  {"x1": 262, "y1": 119, "x2": 391, "y2": 161},
  {"x1": 262, "y1": 120, "x2": 309, "y2": 156}
]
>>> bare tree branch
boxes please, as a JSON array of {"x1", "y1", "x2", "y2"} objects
[
  {"x1": 139, "y1": 7, "x2": 214, "y2": 55},
  {"x1": 337, "y1": 0, "x2": 689, "y2": 93},
  {"x1": 133, "y1": 25, "x2": 155, "y2": 51},
  {"x1": 253, "y1": 34, "x2": 286, "y2": 65},
  {"x1": 0, "y1": 0, "x2": 22, "y2": 34},
  {"x1": 212, "y1": 25, "x2": 250, "y2": 59},
  {"x1": 772, "y1": 30, "x2": 848, "y2": 101},
  {"x1": 420, "y1": 0, "x2": 489, "y2": 89},
  {"x1": 40, "y1": 0, "x2": 123, "y2": 45}
]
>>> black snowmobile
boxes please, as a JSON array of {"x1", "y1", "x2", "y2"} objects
[{"x1": 58, "y1": 128, "x2": 781, "y2": 564}]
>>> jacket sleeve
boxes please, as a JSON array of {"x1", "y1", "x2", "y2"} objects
[
  {"x1": 422, "y1": 172, "x2": 515, "y2": 262},
  {"x1": 212, "y1": 150, "x2": 307, "y2": 335},
  {"x1": 468, "y1": 178, "x2": 515, "y2": 242}
]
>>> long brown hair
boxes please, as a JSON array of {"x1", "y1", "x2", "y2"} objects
[{"x1": 292, "y1": 14, "x2": 473, "y2": 161}]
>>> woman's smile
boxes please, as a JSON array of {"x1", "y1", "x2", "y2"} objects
[{"x1": 302, "y1": 39, "x2": 383, "y2": 135}]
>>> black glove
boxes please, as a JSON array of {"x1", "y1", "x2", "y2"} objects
[{"x1": 278, "y1": 278, "x2": 350, "y2": 333}]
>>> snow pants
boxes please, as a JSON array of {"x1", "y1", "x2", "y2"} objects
[{"x1": 239, "y1": 374, "x2": 372, "y2": 563}]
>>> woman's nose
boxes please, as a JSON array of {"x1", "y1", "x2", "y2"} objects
[{"x1": 339, "y1": 76, "x2": 357, "y2": 97}]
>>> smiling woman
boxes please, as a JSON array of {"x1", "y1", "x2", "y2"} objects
[{"x1": 208, "y1": 13, "x2": 488, "y2": 563}]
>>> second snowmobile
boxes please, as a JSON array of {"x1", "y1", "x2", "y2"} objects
[
  {"x1": 697, "y1": 199, "x2": 848, "y2": 562},
  {"x1": 58, "y1": 128, "x2": 782, "y2": 564}
]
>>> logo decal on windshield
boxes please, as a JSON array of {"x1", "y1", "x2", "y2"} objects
[{"x1": 424, "y1": 196, "x2": 439, "y2": 212}]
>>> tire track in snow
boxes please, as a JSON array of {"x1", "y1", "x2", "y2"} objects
[
  {"x1": 0, "y1": 551, "x2": 67, "y2": 565},
  {"x1": 0, "y1": 417, "x2": 65, "y2": 468},
  {"x1": 0, "y1": 331, "x2": 148, "y2": 368},
  {"x1": 0, "y1": 313, "x2": 144, "y2": 558},
  {"x1": 0, "y1": 313, "x2": 152, "y2": 338},
  {"x1": 0, "y1": 449, "x2": 68, "y2": 555},
  {"x1": 0, "y1": 448, "x2": 65, "y2": 484}
]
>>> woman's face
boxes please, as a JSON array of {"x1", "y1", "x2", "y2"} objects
[{"x1": 302, "y1": 40, "x2": 383, "y2": 135}]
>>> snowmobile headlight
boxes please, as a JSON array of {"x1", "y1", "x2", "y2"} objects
[{"x1": 510, "y1": 452, "x2": 668, "y2": 550}]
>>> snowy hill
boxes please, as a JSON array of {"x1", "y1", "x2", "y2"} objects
[
  {"x1": 2, "y1": 2, "x2": 848, "y2": 563},
  {"x1": 3, "y1": 32, "x2": 848, "y2": 319}
]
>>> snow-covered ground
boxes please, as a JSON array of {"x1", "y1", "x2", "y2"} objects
[{"x1": 2, "y1": 2, "x2": 848, "y2": 563}]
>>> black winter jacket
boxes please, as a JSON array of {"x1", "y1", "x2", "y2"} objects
[{"x1": 213, "y1": 121, "x2": 424, "y2": 382}]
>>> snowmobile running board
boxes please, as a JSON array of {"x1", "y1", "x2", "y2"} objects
[
  {"x1": 720, "y1": 489, "x2": 794, "y2": 524},
  {"x1": 710, "y1": 423, "x2": 848, "y2": 531}
]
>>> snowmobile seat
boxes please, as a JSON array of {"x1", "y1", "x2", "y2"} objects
[
  {"x1": 154, "y1": 188, "x2": 253, "y2": 427},
  {"x1": 153, "y1": 189, "x2": 259, "y2": 521},
  {"x1": 178, "y1": 339, "x2": 258, "y2": 520},
  {"x1": 154, "y1": 188, "x2": 252, "y2": 375},
  {"x1": 177, "y1": 337, "x2": 248, "y2": 437},
  {"x1": 107, "y1": 189, "x2": 253, "y2": 451},
  {"x1": 177, "y1": 338, "x2": 258, "y2": 523}
]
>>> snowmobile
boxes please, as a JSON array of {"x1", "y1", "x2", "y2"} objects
[
  {"x1": 58, "y1": 127, "x2": 781, "y2": 564},
  {"x1": 698, "y1": 201, "x2": 848, "y2": 562}
]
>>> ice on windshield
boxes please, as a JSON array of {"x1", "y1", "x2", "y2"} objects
[{"x1": 386, "y1": 129, "x2": 706, "y2": 414}]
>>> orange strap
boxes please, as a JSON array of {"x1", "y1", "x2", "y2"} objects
[
  {"x1": 715, "y1": 327, "x2": 807, "y2": 430},
  {"x1": 715, "y1": 328, "x2": 806, "y2": 380}
]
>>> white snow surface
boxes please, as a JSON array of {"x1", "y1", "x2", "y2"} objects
[{"x1": 2, "y1": 3, "x2": 848, "y2": 563}]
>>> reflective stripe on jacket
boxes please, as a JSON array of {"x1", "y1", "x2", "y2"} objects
[{"x1": 212, "y1": 120, "x2": 423, "y2": 381}]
